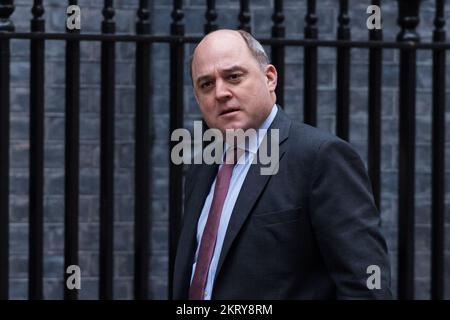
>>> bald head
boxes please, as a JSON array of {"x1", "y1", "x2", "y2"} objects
[{"x1": 190, "y1": 29, "x2": 269, "y2": 81}]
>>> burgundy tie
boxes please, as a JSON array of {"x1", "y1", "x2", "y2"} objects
[{"x1": 189, "y1": 160, "x2": 236, "y2": 300}]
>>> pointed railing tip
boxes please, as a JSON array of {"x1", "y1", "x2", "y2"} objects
[
  {"x1": 0, "y1": 0, "x2": 15, "y2": 32},
  {"x1": 396, "y1": 0, "x2": 422, "y2": 42}
]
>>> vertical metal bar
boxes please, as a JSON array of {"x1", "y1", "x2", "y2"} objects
[
  {"x1": 238, "y1": 0, "x2": 251, "y2": 32},
  {"x1": 336, "y1": 0, "x2": 350, "y2": 140},
  {"x1": 303, "y1": 0, "x2": 318, "y2": 126},
  {"x1": 64, "y1": 0, "x2": 80, "y2": 301},
  {"x1": 203, "y1": 1, "x2": 217, "y2": 141},
  {"x1": 99, "y1": 0, "x2": 115, "y2": 300},
  {"x1": 134, "y1": 0, "x2": 151, "y2": 300},
  {"x1": 396, "y1": 0, "x2": 421, "y2": 300},
  {"x1": 29, "y1": 0, "x2": 45, "y2": 300},
  {"x1": 169, "y1": 0, "x2": 184, "y2": 300},
  {"x1": 368, "y1": 0, "x2": 382, "y2": 210},
  {"x1": 204, "y1": 0, "x2": 217, "y2": 34},
  {"x1": 431, "y1": 0, "x2": 445, "y2": 301},
  {"x1": 0, "y1": 0, "x2": 14, "y2": 301},
  {"x1": 271, "y1": 0, "x2": 285, "y2": 108}
]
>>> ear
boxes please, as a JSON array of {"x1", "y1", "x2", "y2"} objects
[{"x1": 265, "y1": 64, "x2": 277, "y2": 92}]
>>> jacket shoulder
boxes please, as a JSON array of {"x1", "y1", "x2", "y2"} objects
[{"x1": 288, "y1": 121, "x2": 345, "y2": 154}]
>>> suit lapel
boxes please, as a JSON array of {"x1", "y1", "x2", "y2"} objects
[
  {"x1": 214, "y1": 108, "x2": 291, "y2": 284},
  {"x1": 173, "y1": 162, "x2": 218, "y2": 298}
]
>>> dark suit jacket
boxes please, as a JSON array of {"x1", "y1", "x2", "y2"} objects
[{"x1": 173, "y1": 107, "x2": 392, "y2": 299}]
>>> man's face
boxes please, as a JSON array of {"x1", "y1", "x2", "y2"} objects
[{"x1": 191, "y1": 30, "x2": 277, "y2": 134}]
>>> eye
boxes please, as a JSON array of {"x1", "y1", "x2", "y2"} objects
[
  {"x1": 228, "y1": 73, "x2": 242, "y2": 81},
  {"x1": 200, "y1": 81, "x2": 213, "y2": 89}
]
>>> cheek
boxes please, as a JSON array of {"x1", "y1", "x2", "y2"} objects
[
  {"x1": 198, "y1": 101, "x2": 218, "y2": 123},
  {"x1": 197, "y1": 96, "x2": 213, "y2": 112},
  {"x1": 238, "y1": 81, "x2": 266, "y2": 101}
]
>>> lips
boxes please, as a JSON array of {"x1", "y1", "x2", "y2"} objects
[{"x1": 219, "y1": 107, "x2": 241, "y2": 116}]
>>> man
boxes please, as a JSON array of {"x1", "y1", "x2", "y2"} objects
[{"x1": 173, "y1": 29, "x2": 392, "y2": 299}]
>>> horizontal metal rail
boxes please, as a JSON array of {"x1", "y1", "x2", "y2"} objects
[{"x1": 1, "y1": 32, "x2": 450, "y2": 49}]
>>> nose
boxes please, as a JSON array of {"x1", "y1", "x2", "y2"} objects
[{"x1": 214, "y1": 79, "x2": 232, "y2": 102}]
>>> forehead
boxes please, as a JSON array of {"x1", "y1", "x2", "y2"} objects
[{"x1": 192, "y1": 32, "x2": 258, "y2": 76}]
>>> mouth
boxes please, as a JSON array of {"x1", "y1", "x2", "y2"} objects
[{"x1": 219, "y1": 107, "x2": 241, "y2": 116}]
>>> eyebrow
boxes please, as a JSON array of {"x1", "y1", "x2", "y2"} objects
[
  {"x1": 195, "y1": 65, "x2": 247, "y2": 86},
  {"x1": 221, "y1": 65, "x2": 247, "y2": 74}
]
